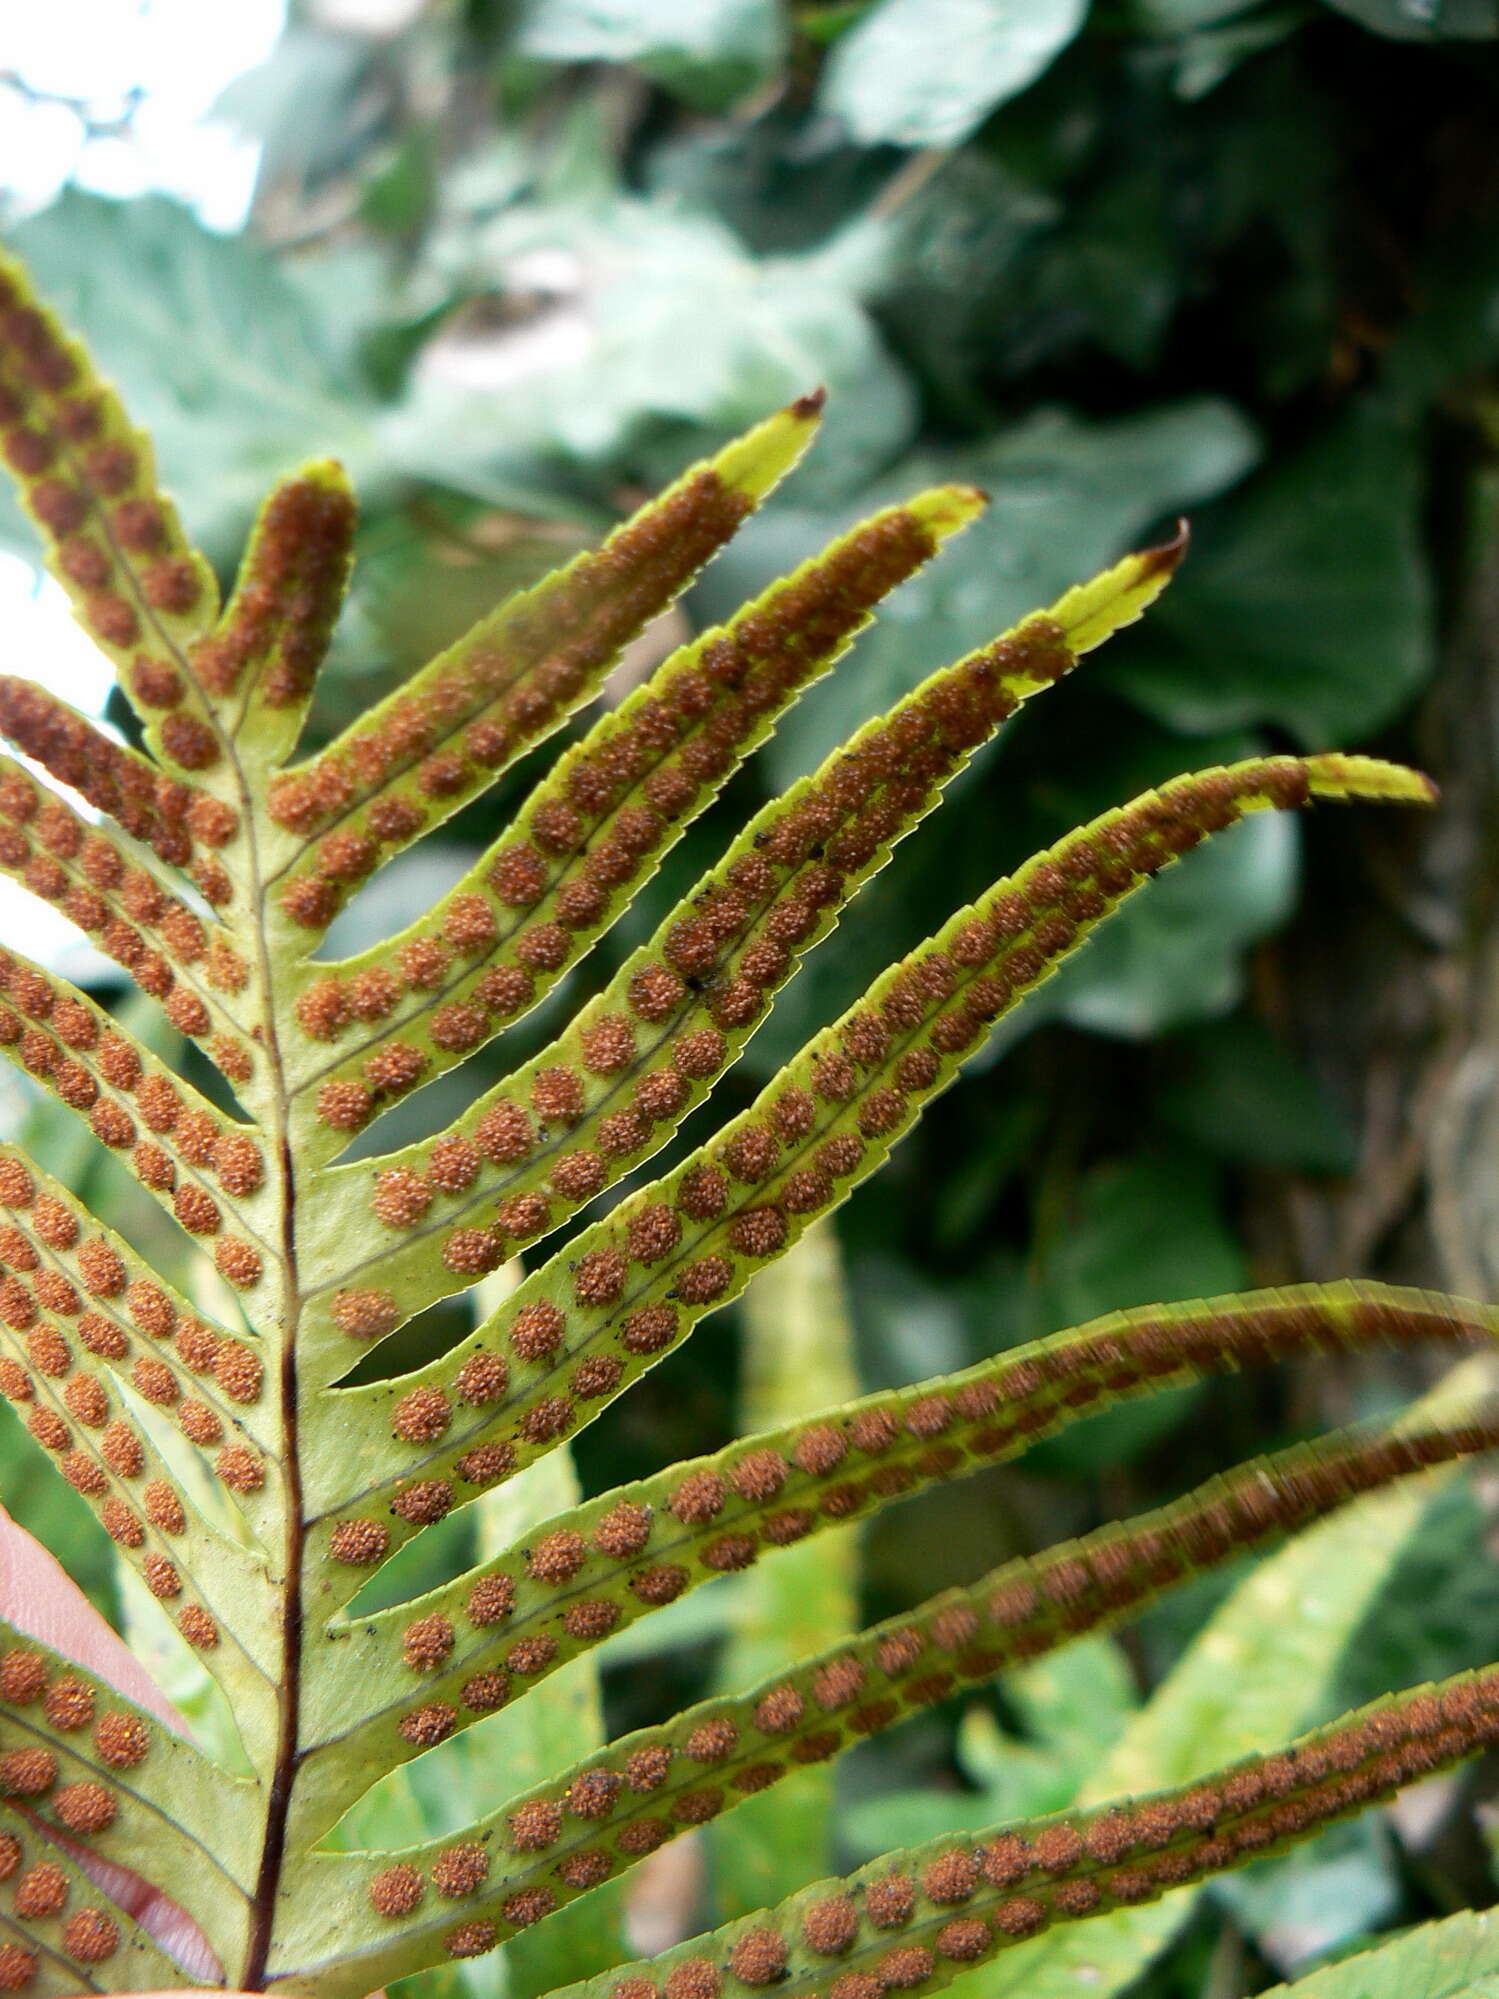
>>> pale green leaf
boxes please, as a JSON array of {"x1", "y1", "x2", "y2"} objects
[
  {"x1": 517, "y1": 0, "x2": 787, "y2": 108},
  {"x1": 819, "y1": 0, "x2": 1089, "y2": 148},
  {"x1": 1260, "y1": 1908, "x2": 1499, "y2": 1997}
]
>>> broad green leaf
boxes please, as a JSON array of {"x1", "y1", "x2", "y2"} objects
[
  {"x1": 819, "y1": 0, "x2": 1089, "y2": 148},
  {"x1": 1109, "y1": 406, "x2": 1434, "y2": 744},
  {"x1": 1159, "y1": 1015, "x2": 1358, "y2": 1173},
  {"x1": 1258, "y1": 1908, "x2": 1499, "y2": 1997}
]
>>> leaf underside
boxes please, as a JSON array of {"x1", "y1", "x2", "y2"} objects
[{"x1": 0, "y1": 236, "x2": 1488, "y2": 1999}]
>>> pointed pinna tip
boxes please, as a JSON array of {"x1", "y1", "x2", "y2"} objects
[
  {"x1": 790, "y1": 387, "x2": 829, "y2": 419},
  {"x1": 1138, "y1": 516, "x2": 1191, "y2": 578}
]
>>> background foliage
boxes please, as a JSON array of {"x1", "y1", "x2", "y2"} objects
[{"x1": 5, "y1": 1, "x2": 1499, "y2": 1992}]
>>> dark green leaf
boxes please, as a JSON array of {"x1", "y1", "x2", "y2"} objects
[
  {"x1": 1319, "y1": 0, "x2": 1497, "y2": 37},
  {"x1": 1107, "y1": 406, "x2": 1434, "y2": 744},
  {"x1": 1158, "y1": 1015, "x2": 1357, "y2": 1172},
  {"x1": 1023, "y1": 1151, "x2": 1245, "y2": 1469}
]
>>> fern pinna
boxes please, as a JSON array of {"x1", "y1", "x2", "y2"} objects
[{"x1": 0, "y1": 237, "x2": 1496, "y2": 1999}]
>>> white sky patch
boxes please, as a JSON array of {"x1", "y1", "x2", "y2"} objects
[
  {"x1": 0, "y1": 0, "x2": 288, "y2": 964},
  {"x1": 0, "y1": 555, "x2": 135, "y2": 971},
  {"x1": 1, "y1": 0, "x2": 287, "y2": 229}
]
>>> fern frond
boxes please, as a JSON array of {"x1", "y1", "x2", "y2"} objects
[
  {"x1": 0, "y1": 249, "x2": 221, "y2": 769},
  {"x1": 0, "y1": 1801, "x2": 199, "y2": 1997},
  {"x1": 0, "y1": 680, "x2": 235, "y2": 875},
  {"x1": 297, "y1": 1279, "x2": 1497, "y2": 1820},
  {"x1": 0, "y1": 1153, "x2": 277, "y2": 1720},
  {"x1": 0, "y1": 789, "x2": 249, "y2": 1061},
  {"x1": 290, "y1": 1396, "x2": 1497, "y2": 1993},
  {"x1": 198, "y1": 462, "x2": 358, "y2": 762},
  {"x1": 0, "y1": 955, "x2": 272, "y2": 1288},
  {"x1": 0, "y1": 1619, "x2": 254, "y2": 1964},
  {"x1": 0, "y1": 229, "x2": 1477, "y2": 1999}
]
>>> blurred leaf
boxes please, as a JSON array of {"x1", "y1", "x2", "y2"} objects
[
  {"x1": 819, "y1": 0, "x2": 1089, "y2": 147},
  {"x1": 707, "y1": 1223, "x2": 860, "y2": 1915},
  {"x1": 214, "y1": 27, "x2": 380, "y2": 188},
  {"x1": 1032, "y1": 169, "x2": 1180, "y2": 368},
  {"x1": 1382, "y1": 215, "x2": 1499, "y2": 409},
  {"x1": 362, "y1": 125, "x2": 440, "y2": 239},
  {"x1": 1209, "y1": 1815, "x2": 1402, "y2": 1977},
  {"x1": 1330, "y1": 1481, "x2": 1499, "y2": 1715},
  {"x1": 1002, "y1": 1633, "x2": 1140, "y2": 1784},
  {"x1": 517, "y1": 0, "x2": 787, "y2": 109},
  {"x1": 391, "y1": 195, "x2": 915, "y2": 490},
  {"x1": 1158, "y1": 1014, "x2": 1357, "y2": 1172},
  {"x1": 1108, "y1": 406, "x2": 1434, "y2": 744},
  {"x1": 1127, "y1": 0, "x2": 1271, "y2": 24},
  {"x1": 932, "y1": 1093, "x2": 1049, "y2": 1250},
  {"x1": 1031, "y1": 1150, "x2": 1246, "y2": 1340},
  {"x1": 1168, "y1": 10, "x2": 1309, "y2": 97},
  {"x1": 852, "y1": 1250, "x2": 973, "y2": 1392},
  {"x1": 1255, "y1": 1909, "x2": 1499, "y2": 1995},
  {"x1": 1319, "y1": 0, "x2": 1497, "y2": 36},
  {"x1": 645, "y1": 108, "x2": 900, "y2": 256}
]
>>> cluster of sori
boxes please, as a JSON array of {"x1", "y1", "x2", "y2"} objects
[{"x1": 358, "y1": 1662, "x2": 1499, "y2": 1983}]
